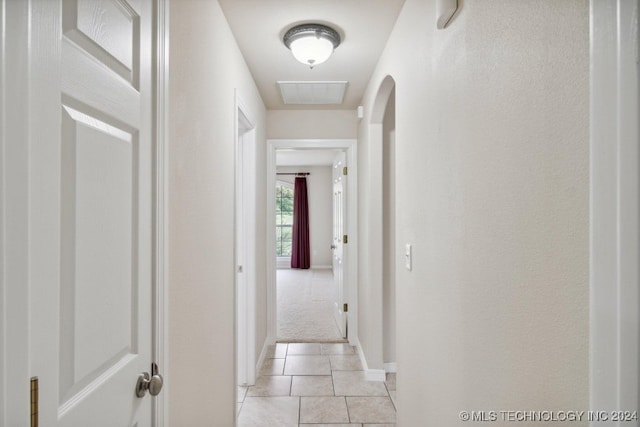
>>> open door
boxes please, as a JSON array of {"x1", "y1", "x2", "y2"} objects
[
  {"x1": 24, "y1": 1, "x2": 159, "y2": 425},
  {"x1": 332, "y1": 151, "x2": 347, "y2": 338}
]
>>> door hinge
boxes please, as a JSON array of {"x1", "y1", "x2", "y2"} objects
[
  {"x1": 30, "y1": 377, "x2": 38, "y2": 427},
  {"x1": 343, "y1": 303, "x2": 348, "y2": 313},
  {"x1": 342, "y1": 235, "x2": 348, "y2": 244},
  {"x1": 343, "y1": 166, "x2": 348, "y2": 176}
]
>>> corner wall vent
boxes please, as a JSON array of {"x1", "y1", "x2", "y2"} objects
[{"x1": 277, "y1": 81, "x2": 348, "y2": 105}]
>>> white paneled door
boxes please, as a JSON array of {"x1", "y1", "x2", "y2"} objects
[
  {"x1": 332, "y1": 152, "x2": 347, "y2": 338},
  {"x1": 27, "y1": 0, "x2": 156, "y2": 425}
]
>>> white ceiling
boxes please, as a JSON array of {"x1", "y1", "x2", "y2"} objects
[
  {"x1": 218, "y1": 0, "x2": 405, "y2": 110},
  {"x1": 276, "y1": 149, "x2": 343, "y2": 166}
]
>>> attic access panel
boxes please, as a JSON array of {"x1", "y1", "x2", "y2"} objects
[{"x1": 277, "y1": 81, "x2": 348, "y2": 105}]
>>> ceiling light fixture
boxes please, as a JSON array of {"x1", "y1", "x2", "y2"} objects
[{"x1": 283, "y1": 23, "x2": 341, "y2": 68}]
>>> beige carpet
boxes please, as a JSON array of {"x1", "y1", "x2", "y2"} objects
[{"x1": 277, "y1": 268, "x2": 343, "y2": 341}]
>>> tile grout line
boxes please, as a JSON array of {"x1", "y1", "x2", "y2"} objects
[
  {"x1": 343, "y1": 395, "x2": 352, "y2": 424},
  {"x1": 385, "y1": 383, "x2": 395, "y2": 412},
  {"x1": 331, "y1": 369, "x2": 337, "y2": 397}
]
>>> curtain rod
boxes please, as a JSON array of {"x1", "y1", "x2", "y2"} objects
[{"x1": 276, "y1": 172, "x2": 310, "y2": 176}]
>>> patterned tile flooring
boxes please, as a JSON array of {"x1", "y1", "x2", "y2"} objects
[{"x1": 237, "y1": 343, "x2": 397, "y2": 427}]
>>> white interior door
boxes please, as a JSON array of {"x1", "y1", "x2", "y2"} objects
[
  {"x1": 28, "y1": 0, "x2": 156, "y2": 425},
  {"x1": 332, "y1": 152, "x2": 347, "y2": 338},
  {"x1": 236, "y1": 101, "x2": 256, "y2": 392}
]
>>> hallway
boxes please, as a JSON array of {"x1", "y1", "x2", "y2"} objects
[
  {"x1": 169, "y1": 0, "x2": 594, "y2": 424},
  {"x1": 6, "y1": 0, "x2": 636, "y2": 425},
  {"x1": 237, "y1": 343, "x2": 396, "y2": 426}
]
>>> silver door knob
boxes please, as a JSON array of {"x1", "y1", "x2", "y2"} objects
[
  {"x1": 136, "y1": 372, "x2": 150, "y2": 397},
  {"x1": 136, "y1": 363, "x2": 164, "y2": 397},
  {"x1": 331, "y1": 244, "x2": 337, "y2": 249},
  {"x1": 148, "y1": 373, "x2": 164, "y2": 396}
]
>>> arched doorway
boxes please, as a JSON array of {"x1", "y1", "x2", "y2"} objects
[{"x1": 368, "y1": 75, "x2": 397, "y2": 376}]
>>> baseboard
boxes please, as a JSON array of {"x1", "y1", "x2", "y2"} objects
[
  {"x1": 255, "y1": 338, "x2": 275, "y2": 382},
  {"x1": 254, "y1": 347, "x2": 266, "y2": 384},
  {"x1": 384, "y1": 362, "x2": 397, "y2": 373},
  {"x1": 348, "y1": 335, "x2": 359, "y2": 348},
  {"x1": 277, "y1": 264, "x2": 331, "y2": 270},
  {"x1": 276, "y1": 257, "x2": 291, "y2": 269},
  {"x1": 354, "y1": 338, "x2": 386, "y2": 382},
  {"x1": 366, "y1": 368, "x2": 386, "y2": 381}
]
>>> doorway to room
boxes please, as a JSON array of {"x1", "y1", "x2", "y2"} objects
[
  {"x1": 275, "y1": 152, "x2": 344, "y2": 341},
  {"x1": 368, "y1": 75, "x2": 397, "y2": 381},
  {"x1": 266, "y1": 139, "x2": 358, "y2": 345}
]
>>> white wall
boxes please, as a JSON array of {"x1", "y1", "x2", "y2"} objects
[
  {"x1": 168, "y1": 1, "x2": 267, "y2": 424},
  {"x1": 267, "y1": 109, "x2": 358, "y2": 139},
  {"x1": 276, "y1": 166, "x2": 333, "y2": 268},
  {"x1": 358, "y1": 0, "x2": 589, "y2": 425}
]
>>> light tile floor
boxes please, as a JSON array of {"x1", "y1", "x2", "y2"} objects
[{"x1": 237, "y1": 343, "x2": 397, "y2": 427}]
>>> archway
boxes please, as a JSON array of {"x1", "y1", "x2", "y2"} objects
[{"x1": 366, "y1": 75, "x2": 397, "y2": 377}]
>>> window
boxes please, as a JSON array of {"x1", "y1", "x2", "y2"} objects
[{"x1": 276, "y1": 182, "x2": 294, "y2": 257}]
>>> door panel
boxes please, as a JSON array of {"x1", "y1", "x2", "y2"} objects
[
  {"x1": 63, "y1": 0, "x2": 140, "y2": 87},
  {"x1": 59, "y1": 105, "x2": 138, "y2": 404},
  {"x1": 29, "y1": 0, "x2": 154, "y2": 425}
]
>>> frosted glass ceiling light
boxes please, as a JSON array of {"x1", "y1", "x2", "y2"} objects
[{"x1": 283, "y1": 24, "x2": 341, "y2": 68}]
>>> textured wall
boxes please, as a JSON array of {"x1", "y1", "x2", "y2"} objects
[
  {"x1": 267, "y1": 109, "x2": 358, "y2": 139},
  {"x1": 168, "y1": 1, "x2": 266, "y2": 424},
  {"x1": 357, "y1": 0, "x2": 590, "y2": 425}
]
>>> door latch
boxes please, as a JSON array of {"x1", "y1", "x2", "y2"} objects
[{"x1": 136, "y1": 362, "x2": 164, "y2": 397}]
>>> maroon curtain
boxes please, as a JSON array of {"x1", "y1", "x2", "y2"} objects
[{"x1": 291, "y1": 177, "x2": 310, "y2": 269}]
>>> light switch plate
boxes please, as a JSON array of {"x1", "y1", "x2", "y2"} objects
[{"x1": 405, "y1": 244, "x2": 412, "y2": 271}]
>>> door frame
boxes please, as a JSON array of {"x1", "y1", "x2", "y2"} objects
[
  {"x1": 235, "y1": 92, "x2": 257, "y2": 389},
  {"x1": 266, "y1": 139, "x2": 358, "y2": 345},
  {"x1": 589, "y1": 0, "x2": 640, "y2": 419},
  {"x1": 153, "y1": 0, "x2": 170, "y2": 425},
  {"x1": 1, "y1": 0, "x2": 31, "y2": 423},
  {"x1": 362, "y1": 75, "x2": 396, "y2": 378},
  {"x1": 0, "y1": 0, "x2": 169, "y2": 424}
]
